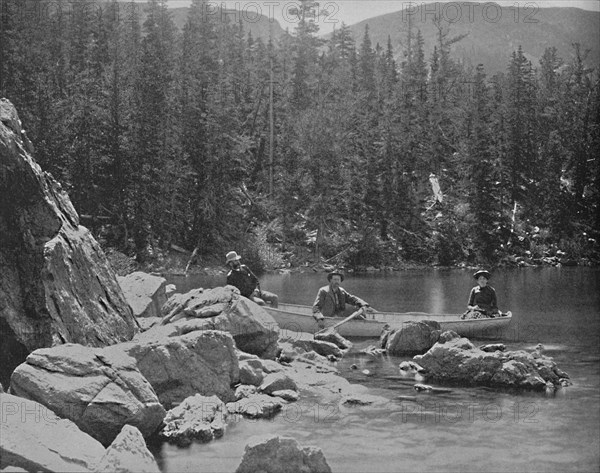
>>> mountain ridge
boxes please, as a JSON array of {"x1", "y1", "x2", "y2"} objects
[{"x1": 334, "y1": 2, "x2": 599, "y2": 74}]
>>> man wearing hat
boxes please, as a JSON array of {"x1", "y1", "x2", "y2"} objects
[
  {"x1": 465, "y1": 269, "x2": 499, "y2": 317},
  {"x1": 312, "y1": 270, "x2": 370, "y2": 327},
  {"x1": 225, "y1": 251, "x2": 278, "y2": 307}
]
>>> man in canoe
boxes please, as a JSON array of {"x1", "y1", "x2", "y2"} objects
[
  {"x1": 312, "y1": 270, "x2": 371, "y2": 328},
  {"x1": 225, "y1": 251, "x2": 278, "y2": 307},
  {"x1": 462, "y1": 269, "x2": 505, "y2": 319}
]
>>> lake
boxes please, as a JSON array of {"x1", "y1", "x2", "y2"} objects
[{"x1": 157, "y1": 267, "x2": 600, "y2": 473}]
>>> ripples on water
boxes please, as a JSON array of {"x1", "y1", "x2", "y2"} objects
[{"x1": 160, "y1": 267, "x2": 600, "y2": 473}]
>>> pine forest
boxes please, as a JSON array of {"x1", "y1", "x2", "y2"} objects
[{"x1": 1, "y1": 0, "x2": 599, "y2": 272}]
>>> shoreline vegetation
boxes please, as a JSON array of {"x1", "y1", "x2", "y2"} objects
[{"x1": 105, "y1": 243, "x2": 599, "y2": 279}]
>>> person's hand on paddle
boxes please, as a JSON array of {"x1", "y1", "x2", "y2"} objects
[{"x1": 357, "y1": 305, "x2": 374, "y2": 319}]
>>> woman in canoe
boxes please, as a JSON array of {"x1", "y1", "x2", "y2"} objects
[
  {"x1": 312, "y1": 270, "x2": 371, "y2": 328},
  {"x1": 462, "y1": 269, "x2": 505, "y2": 319}
]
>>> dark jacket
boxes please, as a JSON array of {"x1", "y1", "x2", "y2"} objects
[
  {"x1": 227, "y1": 265, "x2": 258, "y2": 298},
  {"x1": 468, "y1": 285, "x2": 498, "y2": 314},
  {"x1": 313, "y1": 285, "x2": 368, "y2": 317}
]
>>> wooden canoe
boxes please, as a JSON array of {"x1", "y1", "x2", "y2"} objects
[{"x1": 264, "y1": 303, "x2": 513, "y2": 339}]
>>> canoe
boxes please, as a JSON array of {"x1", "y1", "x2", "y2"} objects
[{"x1": 264, "y1": 303, "x2": 513, "y2": 339}]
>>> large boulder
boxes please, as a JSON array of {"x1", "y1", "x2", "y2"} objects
[
  {"x1": 117, "y1": 271, "x2": 167, "y2": 318},
  {"x1": 0, "y1": 393, "x2": 105, "y2": 472},
  {"x1": 113, "y1": 329, "x2": 240, "y2": 407},
  {"x1": 9, "y1": 344, "x2": 166, "y2": 446},
  {"x1": 413, "y1": 333, "x2": 570, "y2": 390},
  {"x1": 164, "y1": 286, "x2": 279, "y2": 359},
  {"x1": 95, "y1": 425, "x2": 160, "y2": 473},
  {"x1": 382, "y1": 321, "x2": 441, "y2": 356},
  {"x1": 235, "y1": 435, "x2": 332, "y2": 473},
  {"x1": 0, "y1": 99, "x2": 137, "y2": 388}
]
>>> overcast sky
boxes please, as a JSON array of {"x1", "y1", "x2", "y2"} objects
[{"x1": 160, "y1": 0, "x2": 600, "y2": 34}]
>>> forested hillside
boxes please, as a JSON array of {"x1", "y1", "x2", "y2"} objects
[
  {"x1": 1, "y1": 0, "x2": 598, "y2": 271},
  {"x1": 343, "y1": 3, "x2": 600, "y2": 76}
]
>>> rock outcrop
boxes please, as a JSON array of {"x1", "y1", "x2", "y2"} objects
[
  {"x1": 115, "y1": 328, "x2": 240, "y2": 407},
  {"x1": 413, "y1": 333, "x2": 570, "y2": 390},
  {"x1": 95, "y1": 425, "x2": 161, "y2": 473},
  {"x1": 163, "y1": 286, "x2": 279, "y2": 359},
  {"x1": 235, "y1": 435, "x2": 332, "y2": 473},
  {"x1": 0, "y1": 392, "x2": 105, "y2": 472},
  {"x1": 117, "y1": 271, "x2": 167, "y2": 318},
  {"x1": 381, "y1": 320, "x2": 441, "y2": 356},
  {"x1": 0, "y1": 99, "x2": 137, "y2": 387},
  {"x1": 9, "y1": 344, "x2": 166, "y2": 446},
  {"x1": 160, "y1": 394, "x2": 228, "y2": 447}
]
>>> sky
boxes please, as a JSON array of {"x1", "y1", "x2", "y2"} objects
[{"x1": 159, "y1": 0, "x2": 600, "y2": 34}]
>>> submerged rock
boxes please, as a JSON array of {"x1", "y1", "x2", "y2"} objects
[
  {"x1": 235, "y1": 435, "x2": 332, "y2": 473},
  {"x1": 0, "y1": 101, "x2": 137, "y2": 387},
  {"x1": 414, "y1": 333, "x2": 570, "y2": 390}
]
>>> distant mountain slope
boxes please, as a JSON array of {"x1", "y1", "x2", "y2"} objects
[
  {"x1": 169, "y1": 6, "x2": 286, "y2": 40},
  {"x1": 339, "y1": 2, "x2": 599, "y2": 74},
  {"x1": 99, "y1": 2, "x2": 286, "y2": 40}
]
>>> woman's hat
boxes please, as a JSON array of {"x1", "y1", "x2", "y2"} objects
[
  {"x1": 473, "y1": 270, "x2": 491, "y2": 280},
  {"x1": 327, "y1": 270, "x2": 345, "y2": 282},
  {"x1": 225, "y1": 251, "x2": 241, "y2": 264}
]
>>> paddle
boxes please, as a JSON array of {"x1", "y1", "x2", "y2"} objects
[{"x1": 315, "y1": 307, "x2": 366, "y2": 338}]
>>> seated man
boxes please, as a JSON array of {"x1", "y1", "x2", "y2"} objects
[
  {"x1": 312, "y1": 270, "x2": 370, "y2": 327},
  {"x1": 225, "y1": 251, "x2": 278, "y2": 307}
]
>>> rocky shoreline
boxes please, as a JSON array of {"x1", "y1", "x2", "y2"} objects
[{"x1": 1, "y1": 276, "x2": 572, "y2": 472}]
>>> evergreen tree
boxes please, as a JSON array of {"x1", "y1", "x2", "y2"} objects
[{"x1": 504, "y1": 46, "x2": 538, "y2": 216}]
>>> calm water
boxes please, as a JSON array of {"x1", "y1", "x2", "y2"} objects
[{"x1": 158, "y1": 267, "x2": 600, "y2": 473}]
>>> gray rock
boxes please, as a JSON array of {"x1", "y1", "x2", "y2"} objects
[
  {"x1": 117, "y1": 272, "x2": 167, "y2": 318},
  {"x1": 235, "y1": 385, "x2": 258, "y2": 400},
  {"x1": 480, "y1": 343, "x2": 506, "y2": 352},
  {"x1": 9, "y1": 344, "x2": 166, "y2": 446},
  {"x1": 160, "y1": 394, "x2": 228, "y2": 447},
  {"x1": 227, "y1": 394, "x2": 285, "y2": 419},
  {"x1": 384, "y1": 321, "x2": 442, "y2": 356},
  {"x1": 0, "y1": 100, "x2": 137, "y2": 387},
  {"x1": 95, "y1": 425, "x2": 160, "y2": 473},
  {"x1": 165, "y1": 283, "x2": 177, "y2": 299},
  {"x1": 313, "y1": 331, "x2": 352, "y2": 350},
  {"x1": 271, "y1": 389, "x2": 300, "y2": 402},
  {"x1": 414, "y1": 337, "x2": 570, "y2": 390},
  {"x1": 235, "y1": 435, "x2": 332, "y2": 473},
  {"x1": 239, "y1": 360, "x2": 265, "y2": 386},
  {"x1": 398, "y1": 361, "x2": 424, "y2": 373},
  {"x1": 259, "y1": 372, "x2": 298, "y2": 395},
  {"x1": 164, "y1": 287, "x2": 280, "y2": 359},
  {"x1": 289, "y1": 336, "x2": 345, "y2": 359},
  {"x1": 0, "y1": 393, "x2": 105, "y2": 472},
  {"x1": 115, "y1": 329, "x2": 239, "y2": 407}
]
